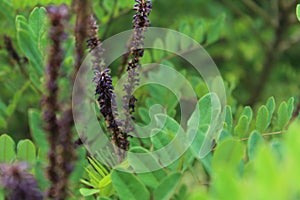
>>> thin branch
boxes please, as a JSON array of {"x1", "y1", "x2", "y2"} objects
[
  {"x1": 101, "y1": 0, "x2": 118, "y2": 39},
  {"x1": 242, "y1": 0, "x2": 277, "y2": 27},
  {"x1": 240, "y1": 131, "x2": 283, "y2": 141}
]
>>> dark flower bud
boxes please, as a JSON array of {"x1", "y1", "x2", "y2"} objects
[{"x1": 0, "y1": 162, "x2": 43, "y2": 200}]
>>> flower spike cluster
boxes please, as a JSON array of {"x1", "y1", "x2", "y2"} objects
[
  {"x1": 0, "y1": 163, "x2": 43, "y2": 200},
  {"x1": 43, "y1": 5, "x2": 76, "y2": 200},
  {"x1": 123, "y1": 0, "x2": 152, "y2": 133},
  {"x1": 89, "y1": 16, "x2": 129, "y2": 160}
]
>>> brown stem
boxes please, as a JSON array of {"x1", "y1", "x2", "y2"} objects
[{"x1": 247, "y1": 1, "x2": 292, "y2": 106}]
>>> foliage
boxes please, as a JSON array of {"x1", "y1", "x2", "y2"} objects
[{"x1": 0, "y1": 0, "x2": 300, "y2": 200}]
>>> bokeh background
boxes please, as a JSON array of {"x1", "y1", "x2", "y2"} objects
[{"x1": 0, "y1": 0, "x2": 299, "y2": 140}]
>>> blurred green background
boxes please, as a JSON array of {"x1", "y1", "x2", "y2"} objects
[{"x1": 0, "y1": 0, "x2": 299, "y2": 140}]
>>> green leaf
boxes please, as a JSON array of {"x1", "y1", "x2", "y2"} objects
[
  {"x1": 0, "y1": 188, "x2": 4, "y2": 200},
  {"x1": 97, "y1": 197, "x2": 111, "y2": 200},
  {"x1": 0, "y1": 116, "x2": 7, "y2": 129},
  {"x1": 28, "y1": 109, "x2": 49, "y2": 157},
  {"x1": 0, "y1": 100, "x2": 8, "y2": 116},
  {"x1": 179, "y1": 22, "x2": 192, "y2": 50},
  {"x1": 256, "y1": 105, "x2": 269, "y2": 133},
  {"x1": 242, "y1": 106, "x2": 252, "y2": 125},
  {"x1": 128, "y1": 147, "x2": 162, "y2": 173},
  {"x1": 111, "y1": 170, "x2": 150, "y2": 200},
  {"x1": 6, "y1": 81, "x2": 30, "y2": 117},
  {"x1": 153, "y1": 172, "x2": 182, "y2": 200},
  {"x1": 212, "y1": 139, "x2": 244, "y2": 172},
  {"x1": 0, "y1": 134, "x2": 16, "y2": 163},
  {"x1": 79, "y1": 188, "x2": 100, "y2": 197},
  {"x1": 165, "y1": 30, "x2": 179, "y2": 52},
  {"x1": 153, "y1": 38, "x2": 165, "y2": 61},
  {"x1": 87, "y1": 157, "x2": 109, "y2": 177},
  {"x1": 0, "y1": 0, "x2": 14, "y2": 23},
  {"x1": 70, "y1": 147, "x2": 87, "y2": 183},
  {"x1": 138, "y1": 168, "x2": 167, "y2": 189},
  {"x1": 193, "y1": 19, "x2": 205, "y2": 43},
  {"x1": 234, "y1": 115, "x2": 249, "y2": 137},
  {"x1": 28, "y1": 7, "x2": 47, "y2": 53},
  {"x1": 224, "y1": 105, "x2": 233, "y2": 132},
  {"x1": 16, "y1": 14, "x2": 44, "y2": 75},
  {"x1": 297, "y1": 4, "x2": 300, "y2": 21},
  {"x1": 277, "y1": 101, "x2": 290, "y2": 130},
  {"x1": 151, "y1": 114, "x2": 182, "y2": 150},
  {"x1": 266, "y1": 96, "x2": 275, "y2": 123},
  {"x1": 103, "y1": 0, "x2": 114, "y2": 12},
  {"x1": 247, "y1": 131, "x2": 264, "y2": 161},
  {"x1": 16, "y1": 139, "x2": 36, "y2": 163},
  {"x1": 206, "y1": 14, "x2": 225, "y2": 45},
  {"x1": 287, "y1": 97, "x2": 295, "y2": 118},
  {"x1": 187, "y1": 93, "x2": 222, "y2": 157}
]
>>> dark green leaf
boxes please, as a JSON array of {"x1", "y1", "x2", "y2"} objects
[
  {"x1": 28, "y1": 109, "x2": 49, "y2": 157},
  {"x1": 153, "y1": 172, "x2": 182, "y2": 200},
  {"x1": 206, "y1": 14, "x2": 225, "y2": 45},
  {"x1": 266, "y1": 96, "x2": 275, "y2": 123},
  {"x1": 111, "y1": 170, "x2": 150, "y2": 200},
  {"x1": 247, "y1": 131, "x2": 264, "y2": 161},
  {"x1": 242, "y1": 106, "x2": 252, "y2": 125}
]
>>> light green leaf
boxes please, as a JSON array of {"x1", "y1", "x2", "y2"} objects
[
  {"x1": 111, "y1": 170, "x2": 150, "y2": 200},
  {"x1": 287, "y1": 97, "x2": 295, "y2": 118},
  {"x1": 16, "y1": 139, "x2": 36, "y2": 163},
  {"x1": 277, "y1": 101, "x2": 290, "y2": 130},
  {"x1": 29, "y1": 7, "x2": 47, "y2": 53},
  {"x1": 16, "y1": 14, "x2": 44, "y2": 75},
  {"x1": 128, "y1": 147, "x2": 162, "y2": 173},
  {"x1": 256, "y1": 105, "x2": 269, "y2": 133},
  {"x1": 103, "y1": 0, "x2": 114, "y2": 12},
  {"x1": 153, "y1": 172, "x2": 182, "y2": 200},
  {"x1": 0, "y1": 134, "x2": 16, "y2": 163},
  {"x1": 212, "y1": 139, "x2": 244, "y2": 172},
  {"x1": 166, "y1": 30, "x2": 179, "y2": 52},
  {"x1": 234, "y1": 115, "x2": 249, "y2": 137},
  {"x1": 79, "y1": 188, "x2": 100, "y2": 197},
  {"x1": 224, "y1": 105, "x2": 233, "y2": 131},
  {"x1": 87, "y1": 157, "x2": 109, "y2": 177},
  {"x1": 151, "y1": 114, "x2": 182, "y2": 150},
  {"x1": 187, "y1": 93, "x2": 222, "y2": 158},
  {"x1": 179, "y1": 22, "x2": 192, "y2": 50},
  {"x1": 153, "y1": 38, "x2": 165, "y2": 61},
  {"x1": 247, "y1": 131, "x2": 264, "y2": 161}
]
